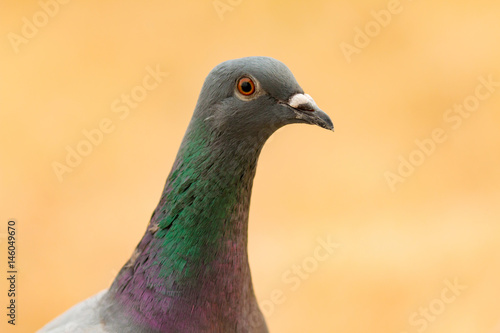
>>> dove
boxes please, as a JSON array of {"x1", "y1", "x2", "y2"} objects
[{"x1": 39, "y1": 56, "x2": 333, "y2": 333}]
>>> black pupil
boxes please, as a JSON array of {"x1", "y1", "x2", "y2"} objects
[{"x1": 240, "y1": 81, "x2": 252, "y2": 93}]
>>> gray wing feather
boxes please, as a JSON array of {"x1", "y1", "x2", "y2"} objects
[{"x1": 37, "y1": 290, "x2": 110, "y2": 333}]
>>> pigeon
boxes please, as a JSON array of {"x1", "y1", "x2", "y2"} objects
[{"x1": 38, "y1": 56, "x2": 333, "y2": 333}]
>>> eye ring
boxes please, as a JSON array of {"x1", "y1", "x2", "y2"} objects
[{"x1": 237, "y1": 77, "x2": 256, "y2": 96}]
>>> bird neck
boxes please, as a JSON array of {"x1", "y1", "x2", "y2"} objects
[
  {"x1": 152, "y1": 120, "x2": 263, "y2": 283},
  {"x1": 108, "y1": 119, "x2": 268, "y2": 330}
]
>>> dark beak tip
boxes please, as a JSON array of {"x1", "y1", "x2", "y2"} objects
[
  {"x1": 313, "y1": 109, "x2": 334, "y2": 132},
  {"x1": 326, "y1": 118, "x2": 334, "y2": 131}
]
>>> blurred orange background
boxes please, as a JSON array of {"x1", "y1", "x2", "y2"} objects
[{"x1": 1, "y1": 1, "x2": 500, "y2": 332}]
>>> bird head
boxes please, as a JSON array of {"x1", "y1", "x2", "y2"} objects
[{"x1": 192, "y1": 56, "x2": 333, "y2": 144}]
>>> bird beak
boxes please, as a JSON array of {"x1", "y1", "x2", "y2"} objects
[{"x1": 285, "y1": 93, "x2": 334, "y2": 131}]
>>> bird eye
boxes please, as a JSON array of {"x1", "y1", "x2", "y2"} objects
[{"x1": 237, "y1": 77, "x2": 255, "y2": 96}]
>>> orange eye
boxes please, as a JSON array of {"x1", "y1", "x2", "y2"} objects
[{"x1": 237, "y1": 77, "x2": 255, "y2": 96}]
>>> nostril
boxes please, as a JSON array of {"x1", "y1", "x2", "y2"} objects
[
  {"x1": 296, "y1": 104, "x2": 315, "y2": 111},
  {"x1": 287, "y1": 93, "x2": 319, "y2": 111}
]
